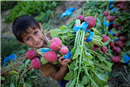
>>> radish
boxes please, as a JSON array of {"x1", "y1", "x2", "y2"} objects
[
  {"x1": 115, "y1": 15, "x2": 119, "y2": 18},
  {"x1": 119, "y1": 36, "x2": 128, "y2": 42},
  {"x1": 110, "y1": 42, "x2": 115, "y2": 48},
  {"x1": 19, "y1": 58, "x2": 41, "y2": 78},
  {"x1": 115, "y1": 33, "x2": 119, "y2": 37},
  {"x1": 112, "y1": 47, "x2": 116, "y2": 51},
  {"x1": 112, "y1": 24, "x2": 116, "y2": 28},
  {"x1": 115, "y1": 40, "x2": 124, "y2": 47},
  {"x1": 76, "y1": 15, "x2": 84, "y2": 22},
  {"x1": 101, "y1": 34, "x2": 108, "y2": 42},
  {"x1": 49, "y1": 37, "x2": 62, "y2": 51},
  {"x1": 101, "y1": 46, "x2": 113, "y2": 57},
  {"x1": 115, "y1": 47, "x2": 121, "y2": 54},
  {"x1": 117, "y1": 4, "x2": 121, "y2": 8},
  {"x1": 121, "y1": 21, "x2": 126, "y2": 25},
  {"x1": 42, "y1": 51, "x2": 57, "y2": 63},
  {"x1": 110, "y1": 16, "x2": 115, "y2": 22},
  {"x1": 111, "y1": 56, "x2": 120, "y2": 63},
  {"x1": 17, "y1": 49, "x2": 37, "y2": 60},
  {"x1": 25, "y1": 49, "x2": 37, "y2": 60},
  {"x1": 103, "y1": 11, "x2": 109, "y2": 16},
  {"x1": 101, "y1": 46, "x2": 107, "y2": 53},
  {"x1": 84, "y1": 16, "x2": 96, "y2": 29},
  {"x1": 117, "y1": 26, "x2": 122, "y2": 30},
  {"x1": 60, "y1": 46, "x2": 69, "y2": 55}
]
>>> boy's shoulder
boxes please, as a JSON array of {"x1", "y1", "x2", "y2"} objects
[{"x1": 39, "y1": 62, "x2": 59, "y2": 78}]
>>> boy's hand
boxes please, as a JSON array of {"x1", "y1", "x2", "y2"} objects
[{"x1": 58, "y1": 56, "x2": 71, "y2": 68}]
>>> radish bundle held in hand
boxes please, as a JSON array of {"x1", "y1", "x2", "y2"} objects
[
  {"x1": 84, "y1": 16, "x2": 96, "y2": 29},
  {"x1": 60, "y1": 46, "x2": 69, "y2": 55},
  {"x1": 49, "y1": 37, "x2": 62, "y2": 51},
  {"x1": 19, "y1": 58, "x2": 41, "y2": 78},
  {"x1": 42, "y1": 51, "x2": 57, "y2": 63}
]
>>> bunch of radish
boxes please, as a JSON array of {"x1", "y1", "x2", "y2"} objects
[
  {"x1": 18, "y1": 49, "x2": 42, "y2": 78},
  {"x1": 40, "y1": 37, "x2": 70, "y2": 63},
  {"x1": 76, "y1": 15, "x2": 96, "y2": 29}
]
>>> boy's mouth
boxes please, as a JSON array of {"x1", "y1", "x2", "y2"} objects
[{"x1": 36, "y1": 41, "x2": 41, "y2": 45}]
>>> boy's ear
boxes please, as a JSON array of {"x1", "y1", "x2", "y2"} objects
[
  {"x1": 18, "y1": 41, "x2": 26, "y2": 45},
  {"x1": 39, "y1": 23, "x2": 43, "y2": 31}
]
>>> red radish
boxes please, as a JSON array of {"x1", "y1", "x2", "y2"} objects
[
  {"x1": 120, "y1": 6, "x2": 125, "y2": 10},
  {"x1": 110, "y1": 16, "x2": 115, "y2": 22},
  {"x1": 118, "y1": 26, "x2": 122, "y2": 30},
  {"x1": 101, "y1": 34, "x2": 108, "y2": 42},
  {"x1": 25, "y1": 49, "x2": 37, "y2": 60},
  {"x1": 60, "y1": 46, "x2": 69, "y2": 55},
  {"x1": 119, "y1": 36, "x2": 128, "y2": 42},
  {"x1": 93, "y1": 47, "x2": 96, "y2": 52},
  {"x1": 19, "y1": 58, "x2": 41, "y2": 78},
  {"x1": 101, "y1": 46, "x2": 107, "y2": 53},
  {"x1": 49, "y1": 37, "x2": 62, "y2": 51},
  {"x1": 17, "y1": 49, "x2": 37, "y2": 60},
  {"x1": 115, "y1": 40, "x2": 124, "y2": 47},
  {"x1": 101, "y1": 46, "x2": 113, "y2": 57},
  {"x1": 115, "y1": 33, "x2": 119, "y2": 37},
  {"x1": 110, "y1": 42, "x2": 115, "y2": 48},
  {"x1": 73, "y1": 24, "x2": 76, "y2": 27},
  {"x1": 42, "y1": 51, "x2": 57, "y2": 63},
  {"x1": 115, "y1": 15, "x2": 119, "y2": 18},
  {"x1": 111, "y1": 56, "x2": 120, "y2": 63},
  {"x1": 117, "y1": 4, "x2": 121, "y2": 8},
  {"x1": 107, "y1": 15, "x2": 111, "y2": 21},
  {"x1": 76, "y1": 15, "x2": 84, "y2": 21},
  {"x1": 121, "y1": 21, "x2": 126, "y2": 24},
  {"x1": 112, "y1": 24, "x2": 116, "y2": 28},
  {"x1": 112, "y1": 47, "x2": 116, "y2": 51},
  {"x1": 84, "y1": 16, "x2": 96, "y2": 28},
  {"x1": 115, "y1": 47, "x2": 121, "y2": 54},
  {"x1": 103, "y1": 11, "x2": 109, "y2": 16}
]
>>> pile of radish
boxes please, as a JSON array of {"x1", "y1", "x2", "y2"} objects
[{"x1": 50, "y1": 0, "x2": 130, "y2": 87}]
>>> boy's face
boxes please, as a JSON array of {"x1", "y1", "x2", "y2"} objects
[{"x1": 21, "y1": 27, "x2": 44, "y2": 48}]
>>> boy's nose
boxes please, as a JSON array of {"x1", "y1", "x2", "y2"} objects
[{"x1": 33, "y1": 36, "x2": 38, "y2": 43}]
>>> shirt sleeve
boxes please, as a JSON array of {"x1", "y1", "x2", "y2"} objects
[{"x1": 39, "y1": 63, "x2": 57, "y2": 78}]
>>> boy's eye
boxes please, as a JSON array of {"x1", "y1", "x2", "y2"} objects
[
  {"x1": 26, "y1": 37, "x2": 30, "y2": 41},
  {"x1": 34, "y1": 31, "x2": 38, "y2": 35}
]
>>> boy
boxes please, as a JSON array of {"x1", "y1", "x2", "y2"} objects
[{"x1": 12, "y1": 15, "x2": 71, "y2": 87}]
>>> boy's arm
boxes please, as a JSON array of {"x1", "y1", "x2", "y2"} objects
[{"x1": 51, "y1": 57, "x2": 71, "y2": 81}]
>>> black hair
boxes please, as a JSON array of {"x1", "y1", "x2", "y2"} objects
[{"x1": 12, "y1": 15, "x2": 40, "y2": 42}]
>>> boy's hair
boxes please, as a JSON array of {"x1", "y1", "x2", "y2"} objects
[{"x1": 12, "y1": 15, "x2": 40, "y2": 42}]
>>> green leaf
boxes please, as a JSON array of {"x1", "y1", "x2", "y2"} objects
[
  {"x1": 59, "y1": 25, "x2": 68, "y2": 29},
  {"x1": 8, "y1": 70, "x2": 18, "y2": 75},
  {"x1": 64, "y1": 71, "x2": 74, "y2": 80},
  {"x1": 81, "y1": 76, "x2": 89, "y2": 85},
  {"x1": 50, "y1": 29, "x2": 61, "y2": 38},
  {"x1": 1, "y1": 76, "x2": 5, "y2": 81},
  {"x1": 40, "y1": 56, "x2": 48, "y2": 65},
  {"x1": 10, "y1": 83, "x2": 15, "y2": 87},
  {"x1": 69, "y1": 62, "x2": 75, "y2": 70},
  {"x1": 77, "y1": 83, "x2": 85, "y2": 87},
  {"x1": 68, "y1": 77, "x2": 77, "y2": 87},
  {"x1": 72, "y1": 47, "x2": 81, "y2": 60}
]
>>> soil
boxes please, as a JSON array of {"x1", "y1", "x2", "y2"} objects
[{"x1": 1, "y1": 1, "x2": 130, "y2": 87}]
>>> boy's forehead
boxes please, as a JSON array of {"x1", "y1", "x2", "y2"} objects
[{"x1": 22, "y1": 27, "x2": 35, "y2": 37}]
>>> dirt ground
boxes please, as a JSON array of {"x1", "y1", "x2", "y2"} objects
[
  {"x1": 1, "y1": 1, "x2": 130, "y2": 87},
  {"x1": 1, "y1": 1, "x2": 86, "y2": 38}
]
